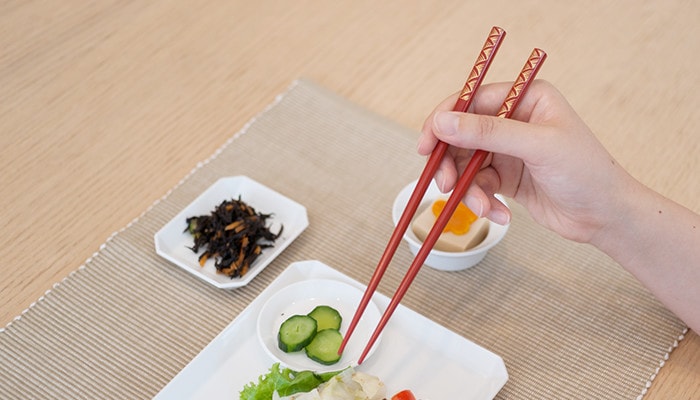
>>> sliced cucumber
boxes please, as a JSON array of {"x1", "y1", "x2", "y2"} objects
[
  {"x1": 308, "y1": 305, "x2": 342, "y2": 331},
  {"x1": 305, "y1": 329, "x2": 343, "y2": 365},
  {"x1": 278, "y1": 315, "x2": 317, "y2": 353}
]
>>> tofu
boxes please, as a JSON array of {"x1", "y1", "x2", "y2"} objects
[{"x1": 411, "y1": 202, "x2": 490, "y2": 252}]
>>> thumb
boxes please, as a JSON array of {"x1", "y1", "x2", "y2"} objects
[{"x1": 432, "y1": 111, "x2": 550, "y2": 161}]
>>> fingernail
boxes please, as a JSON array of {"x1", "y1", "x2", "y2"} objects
[
  {"x1": 416, "y1": 133, "x2": 425, "y2": 152},
  {"x1": 465, "y1": 195, "x2": 483, "y2": 217},
  {"x1": 434, "y1": 111, "x2": 459, "y2": 136},
  {"x1": 435, "y1": 170, "x2": 446, "y2": 191},
  {"x1": 489, "y1": 209, "x2": 511, "y2": 225}
]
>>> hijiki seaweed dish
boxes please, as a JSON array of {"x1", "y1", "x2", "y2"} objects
[{"x1": 185, "y1": 197, "x2": 283, "y2": 278}]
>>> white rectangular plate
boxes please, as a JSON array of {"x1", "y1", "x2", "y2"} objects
[
  {"x1": 155, "y1": 260, "x2": 508, "y2": 399},
  {"x1": 154, "y1": 176, "x2": 309, "y2": 289}
]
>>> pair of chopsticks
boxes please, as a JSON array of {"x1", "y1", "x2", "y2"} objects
[{"x1": 338, "y1": 26, "x2": 547, "y2": 364}]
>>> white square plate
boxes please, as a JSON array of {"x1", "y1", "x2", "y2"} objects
[
  {"x1": 154, "y1": 260, "x2": 508, "y2": 399},
  {"x1": 154, "y1": 176, "x2": 309, "y2": 289}
]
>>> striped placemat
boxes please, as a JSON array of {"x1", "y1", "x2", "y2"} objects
[{"x1": 0, "y1": 79, "x2": 686, "y2": 399}]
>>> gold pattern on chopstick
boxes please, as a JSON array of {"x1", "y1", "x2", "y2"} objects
[
  {"x1": 457, "y1": 26, "x2": 506, "y2": 106},
  {"x1": 497, "y1": 48, "x2": 547, "y2": 119}
]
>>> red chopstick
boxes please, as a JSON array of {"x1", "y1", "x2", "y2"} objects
[
  {"x1": 337, "y1": 26, "x2": 506, "y2": 356},
  {"x1": 355, "y1": 47, "x2": 547, "y2": 365}
]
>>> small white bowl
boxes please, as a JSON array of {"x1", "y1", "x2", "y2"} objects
[
  {"x1": 392, "y1": 179, "x2": 509, "y2": 271},
  {"x1": 256, "y1": 279, "x2": 382, "y2": 372}
]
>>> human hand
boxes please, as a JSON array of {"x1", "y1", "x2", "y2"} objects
[{"x1": 417, "y1": 80, "x2": 637, "y2": 244}]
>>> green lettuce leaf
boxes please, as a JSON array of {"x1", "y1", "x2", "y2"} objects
[{"x1": 239, "y1": 363, "x2": 339, "y2": 400}]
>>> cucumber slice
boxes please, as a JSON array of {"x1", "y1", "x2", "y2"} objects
[
  {"x1": 305, "y1": 329, "x2": 343, "y2": 365},
  {"x1": 308, "y1": 305, "x2": 342, "y2": 331},
  {"x1": 278, "y1": 315, "x2": 317, "y2": 353}
]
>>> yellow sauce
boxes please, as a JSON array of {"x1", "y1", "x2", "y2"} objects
[{"x1": 431, "y1": 199, "x2": 478, "y2": 235}]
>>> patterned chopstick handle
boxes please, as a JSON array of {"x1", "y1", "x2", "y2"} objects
[
  {"x1": 496, "y1": 48, "x2": 547, "y2": 118},
  {"x1": 454, "y1": 26, "x2": 506, "y2": 111}
]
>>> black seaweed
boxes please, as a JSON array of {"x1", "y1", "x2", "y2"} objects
[{"x1": 184, "y1": 197, "x2": 283, "y2": 278}]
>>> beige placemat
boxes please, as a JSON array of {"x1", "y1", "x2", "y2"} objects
[{"x1": 0, "y1": 79, "x2": 686, "y2": 399}]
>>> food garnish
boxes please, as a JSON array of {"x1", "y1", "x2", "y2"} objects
[
  {"x1": 391, "y1": 389, "x2": 417, "y2": 400},
  {"x1": 185, "y1": 197, "x2": 282, "y2": 278}
]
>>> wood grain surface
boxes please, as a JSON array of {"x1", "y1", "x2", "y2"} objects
[{"x1": 2, "y1": 1, "x2": 698, "y2": 398}]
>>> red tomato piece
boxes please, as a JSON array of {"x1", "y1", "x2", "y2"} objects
[{"x1": 391, "y1": 389, "x2": 416, "y2": 400}]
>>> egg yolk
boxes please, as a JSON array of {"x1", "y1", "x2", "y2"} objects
[{"x1": 431, "y1": 199, "x2": 478, "y2": 235}]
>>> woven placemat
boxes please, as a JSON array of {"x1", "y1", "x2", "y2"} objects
[{"x1": 0, "y1": 79, "x2": 686, "y2": 399}]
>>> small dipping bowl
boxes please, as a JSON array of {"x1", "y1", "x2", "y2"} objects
[{"x1": 392, "y1": 179, "x2": 510, "y2": 271}]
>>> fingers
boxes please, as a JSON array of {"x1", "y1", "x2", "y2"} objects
[
  {"x1": 417, "y1": 79, "x2": 568, "y2": 226},
  {"x1": 486, "y1": 197, "x2": 512, "y2": 225},
  {"x1": 431, "y1": 110, "x2": 554, "y2": 163},
  {"x1": 463, "y1": 167, "x2": 512, "y2": 225},
  {"x1": 418, "y1": 94, "x2": 460, "y2": 156},
  {"x1": 419, "y1": 80, "x2": 563, "y2": 158},
  {"x1": 429, "y1": 145, "x2": 513, "y2": 225},
  {"x1": 418, "y1": 82, "x2": 514, "y2": 155},
  {"x1": 434, "y1": 149, "x2": 458, "y2": 192},
  {"x1": 416, "y1": 129, "x2": 440, "y2": 156},
  {"x1": 468, "y1": 82, "x2": 513, "y2": 115},
  {"x1": 464, "y1": 184, "x2": 513, "y2": 226}
]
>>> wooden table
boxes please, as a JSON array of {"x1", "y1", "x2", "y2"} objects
[{"x1": 2, "y1": 1, "x2": 698, "y2": 398}]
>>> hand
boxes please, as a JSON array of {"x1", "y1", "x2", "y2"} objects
[
  {"x1": 418, "y1": 80, "x2": 700, "y2": 332},
  {"x1": 417, "y1": 80, "x2": 636, "y2": 245}
]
